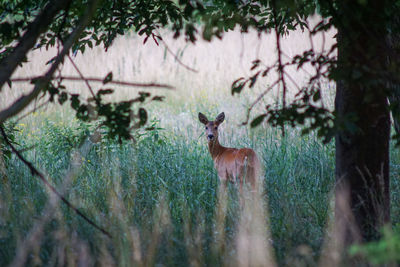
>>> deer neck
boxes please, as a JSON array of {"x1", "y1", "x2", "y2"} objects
[{"x1": 208, "y1": 139, "x2": 224, "y2": 160}]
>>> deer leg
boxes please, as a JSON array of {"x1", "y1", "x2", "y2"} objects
[
  {"x1": 247, "y1": 166, "x2": 256, "y2": 193},
  {"x1": 239, "y1": 180, "x2": 245, "y2": 208},
  {"x1": 217, "y1": 169, "x2": 228, "y2": 197},
  {"x1": 219, "y1": 179, "x2": 227, "y2": 193},
  {"x1": 235, "y1": 164, "x2": 245, "y2": 208}
]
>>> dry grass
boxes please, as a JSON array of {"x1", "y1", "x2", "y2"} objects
[{"x1": 2, "y1": 15, "x2": 336, "y2": 124}]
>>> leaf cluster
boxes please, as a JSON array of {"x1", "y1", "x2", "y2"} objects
[
  {"x1": 40, "y1": 72, "x2": 164, "y2": 142},
  {"x1": 2, "y1": 0, "x2": 400, "y2": 142}
]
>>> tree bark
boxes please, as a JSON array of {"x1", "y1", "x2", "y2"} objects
[
  {"x1": 335, "y1": 0, "x2": 391, "y2": 245},
  {"x1": 386, "y1": 16, "x2": 400, "y2": 135}
]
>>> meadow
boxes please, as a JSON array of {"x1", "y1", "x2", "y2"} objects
[{"x1": 1, "y1": 25, "x2": 400, "y2": 266}]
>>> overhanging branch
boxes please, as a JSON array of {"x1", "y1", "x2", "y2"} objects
[
  {"x1": 0, "y1": 0, "x2": 73, "y2": 90},
  {"x1": 10, "y1": 76, "x2": 175, "y2": 89},
  {"x1": 0, "y1": 0, "x2": 99, "y2": 124}
]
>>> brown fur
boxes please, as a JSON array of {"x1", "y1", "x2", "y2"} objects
[{"x1": 198, "y1": 112, "x2": 261, "y2": 194}]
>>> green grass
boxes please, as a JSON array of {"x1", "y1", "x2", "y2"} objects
[
  {"x1": 2, "y1": 23, "x2": 400, "y2": 266},
  {"x1": 1, "y1": 100, "x2": 400, "y2": 266},
  {"x1": 3, "y1": 26, "x2": 399, "y2": 265},
  {"x1": 0, "y1": 107, "x2": 337, "y2": 265}
]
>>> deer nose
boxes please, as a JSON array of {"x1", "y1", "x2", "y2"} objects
[{"x1": 208, "y1": 134, "x2": 214, "y2": 140}]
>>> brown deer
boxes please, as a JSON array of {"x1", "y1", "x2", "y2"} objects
[{"x1": 198, "y1": 112, "x2": 261, "y2": 197}]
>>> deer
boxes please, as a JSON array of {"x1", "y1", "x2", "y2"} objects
[{"x1": 198, "y1": 112, "x2": 261, "y2": 199}]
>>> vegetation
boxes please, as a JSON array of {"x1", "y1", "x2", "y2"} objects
[
  {"x1": 1, "y1": 102, "x2": 335, "y2": 266},
  {"x1": 2, "y1": 0, "x2": 400, "y2": 265},
  {"x1": 1, "y1": 95, "x2": 400, "y2": 265}
]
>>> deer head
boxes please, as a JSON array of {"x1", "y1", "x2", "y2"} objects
[{"x1": 198, "y1": 112, "x2": 225, "y2": 142}]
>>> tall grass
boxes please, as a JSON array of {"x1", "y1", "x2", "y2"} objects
[
  {"x1": 1, "y1": 22, "x2": 399, "y2": 266},
  {"x1": 1, "y1": 114, "x2": 336, "y2": 266}
]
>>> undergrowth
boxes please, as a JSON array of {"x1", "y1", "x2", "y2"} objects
[{"x1": 1, "y1": 112, "x2": 400, "y2": 266}]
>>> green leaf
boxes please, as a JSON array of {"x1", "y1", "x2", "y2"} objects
[
  {"x1": 249, "y1": 71, "x2": 260, "y2": 88},
  {"x1": 58, "y1": 92, "x2": 68, "y2": 105},
  {"x1": 151, "y1": 96, "x2": 165, "y2": 101},
  {"x1": 251, "y1": 114, "x2": 267, "y2": 128},
  {"x1": 70, "y1": 94, "x2": 80, "y2": 110},
  {"x1": 231, "y1": 77, "x2": 247, "y2": 95},
  {"x1": 97, "y1": 89, "x2": 114, "y2": 95},
  {"x1": 103, "y1": 72, "x2": 113, "y2": 84},
  {"x1": 138, "y1": 108, "x2": 148, "y2": 126},
  {"x1": 313, "y1": 91, "x2": 321, "y2": 102}
]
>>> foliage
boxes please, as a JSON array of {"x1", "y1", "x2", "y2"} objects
[
  {"x1": 2, "y1": 0, "x2": 398, "y2": 141},
  {"x1": 2, "y1": 0, "x2": 400, "y2": 263},
  {"x1": 137, "y1": 117, "x2": 166, "y2": 145},
  {"x1": 349, "y1": 225, "x2": 400, "y2": 265},
  {"x1": 0, "y1": 0, "x2": 330, "y2": 140},
  {"x1": 0, "y1": 121, "x2": 19, "y2": 162},
  {"x1": 0, "y1": 0, "x2": 189, "y2": 140}
]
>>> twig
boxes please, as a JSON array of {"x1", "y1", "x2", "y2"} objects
[
  {"x1": 10, "y1": 76, "x2": 174, "y2": 89},
  {"x1": 272, "y1": 2, "x2": 287, "y2": 136},
  {"x1": 308, "y1": 20, "x2": 315, "y2": 54},
  {"x1": 56, "y1": 1, "x2": 72, "y2": 42},
  {"x1": 0, "y1": 0, "x2": 99, "y2": 124},
  {"x1": 67, "y1": 55, "x2": 96, "y2": 98},
  {"x1": 242, "y1": 79, "x2": 280, "y2": 125},
  {"x1": 281, "y1": 51, "x2": 314, "y2": 77},
  {"x1": 156, "y1": 32, "x2": 198, "y2": 73},
  {"x1": 282, "y1": 70, "x2": 301, "y2": 92},
  {"x1": 0, "y1": 0, "x2": 73, "y2": 90},
  {"x1": 0, "y1": 125, "x2": 112, "y2": 238}
]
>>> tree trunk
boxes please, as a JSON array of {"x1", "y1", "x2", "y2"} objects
[
  {"x1": 387, "y1": 16, "x2": 400, "y2": 135},
  {"x1": 335, "y1": 1, "x2": 391, "y2": 245}
]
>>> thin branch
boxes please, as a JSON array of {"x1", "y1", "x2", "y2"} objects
[
  {"x1": 56, "y1": 1, "x2": 73, "y2": 42},
  {"x1": 281, "y1": 51, "x2": 314, "y2": 77},
  {"x1": 67, "y1": 55, "x2": 96, "y2": 98},
  {"x1": 272, "y1": 2, "x2": 287, "y2": 136},
  {"x1": 10, "y1": 76, "x2": 174, "y2": 89},
  {"x1": 283, "y1": 69, "x2": 301, "y2": 92},
  {"x1": 8, "y1": 127, "x2": 105, "y2": 267},
  {"x1": 242, "y1": 79, "x2": 280, "y2": 125},
  {"x1": 0, "y1": 0, "x2": 99, "y2": 124},
  {"x1": 0, "y1": 125, "x2": 111, "y2": 238},
  {"x1": 308, "y1": 20, "x2": 316, "y2": 53},
  {"x1": 273, "y1": 9, "x2": 287, "y2": 111},
  {"x1": 321, "y1": 27, "x2": 326, "y2": 54},
  {"x1": 0, "y1": 0, "x2": 73, "y2": 90},
  {"x1": 156, "y1": 32, "x2": 198, "y2": 73}
]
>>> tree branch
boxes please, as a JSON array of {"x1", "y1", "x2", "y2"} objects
[
  {"x1": 10, "y1": 76, "x2": 175, "y2": 89},
  {"x1": 272, "y1": 2, "x2": 287, "y2": 136},
  {"x1": 156, "y1": 32, "x2": 198, "y2": 73},
  {"x1": 67, "y1": 55, "x2": 96, "y2": 98},
  {"x1": 0, "y1": 0, "x2": 73, "y2": 90},
  {"x1": 0, "y1": 0, "x2": 99, "y2": 124},
  {"x1": 242, "y1": 79, "x2": 280, "y2": 126},
  {"x1": 0, "y1": 125, "x2": 111, "y2": 238}
]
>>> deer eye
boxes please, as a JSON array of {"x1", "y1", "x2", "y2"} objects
[
  {"x1": 205, "y1": 127, "x2": 208, "y2": 130},
  {"x1": 214, "y1": 127, "x2": 217, "y2": 130}
]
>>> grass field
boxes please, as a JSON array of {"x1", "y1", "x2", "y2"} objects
[{"x1": 1, "y1": 25, "x2": 400, "y2": 266}]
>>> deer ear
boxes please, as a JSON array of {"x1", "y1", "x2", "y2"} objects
[
  {"x1": 198, "y1": 112, "x2": 209, "y2": 125},
  {"x1": 215, "y1": 112, "x2": 225, "y2": 125}
]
